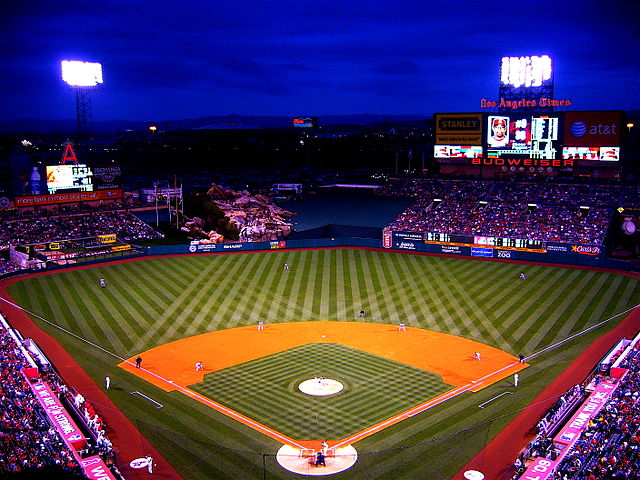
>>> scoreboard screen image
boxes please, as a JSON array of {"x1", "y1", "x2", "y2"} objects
[
  {"x1": 434, "y1": 145, "x2": 482, "y2": 158},
  {"x1": 292, "y1": 117, "x2": 317, "y2": 128},
  {"x1": 562, "y1": 146, "x2": 620, "y2": 161},
  {"x1": 486, "y1": 114, "x2": 559, "y2": 159},
  {"x1": 46, "y1": 164, "x2": 94, "y2": 194}
]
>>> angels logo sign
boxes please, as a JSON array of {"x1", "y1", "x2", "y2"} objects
[
  {"x1": 383, "y1": 230, "x2": 392, "y2": 249},
  {"x1": 61, "y1": 139, "x2": 79, "y2": 164},
  {"x1": 129, "y1": 457, "x2": 150, "y2": 469}
]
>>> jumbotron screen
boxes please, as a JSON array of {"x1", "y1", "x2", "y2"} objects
[
  {"x1": 434, "y1": 145, "x2": 482, "y2": 159},
  {"x1": 486, "y1": 114, "x2": 559, "y2": 159},
  {"x1": 46, "y1": 164, "x2": 94, "y2": 194},
  {"x1": 293, "y1": 117, "x2": 318, "y2": 128},
  {"x1": 434, "y1": 111, "x2": 623, "y2": 164}
]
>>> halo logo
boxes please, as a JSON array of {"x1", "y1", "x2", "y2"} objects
[
  {"x1": 130, "y1": 458, "x2": 151, "y2": 469},
  {"x1": 570, "y1": 121, "x2": 587, "y2": 137}
]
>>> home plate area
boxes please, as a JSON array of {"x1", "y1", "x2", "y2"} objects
[{"x1": 277, "y1": 444, "x2": 358, "y2": 476}]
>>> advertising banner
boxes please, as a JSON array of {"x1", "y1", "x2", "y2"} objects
[
  {"x1": 15, "y1": 189, "x2": 123, "y2": 207},
  {"x1": 26, "y1": 377, "x2": 86, "y2": 450},
  {"x1": 98, "y1": 234, "x2": 117, "y2": 244},
  {"x1": 553, "y1": 380, "x2": 617, "y2": 446},
  {"x1": 383, "y1": 230, "x2": 393, "y2": 249},
  {"x1": 93, "y1": 166, "x2": 122, "y2": 191},
  {"x1": 563, "y1": 111, "x2": 622, "y2": 147},
  {"x1": 519, "y1": 457, "x2": 557, "y2": 480},
  {"x1": 435, "y1": 113, "x2": 483, "y2": 145},
  {"x1": 79, "y1": 456, "x2": 118, "y2": 480},
  {"x1": 471, "y1": 247, "x2": 493, "y2": 257}
]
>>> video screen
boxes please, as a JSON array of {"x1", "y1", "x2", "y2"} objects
[
  {"x1": 486, "y1": 114, "x2": 559, "y2": 159},
  {"x1": 46, "y1": 164, "x2": 94, "y2": 194},
  {"x1": 434, "y1": 145, "x2": 482, "y2": 158},
  {"x1": 487, "y1": 115, "x2": 530, "y2": 151},
  {"x1": 562, "y1": 146, "x2": 620, "y2": 161},
  {"x1": 293, "y1": 117, "x2": 317, "y2": 128}
]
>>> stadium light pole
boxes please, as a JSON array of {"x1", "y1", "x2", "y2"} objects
[
  {"x1": 154, "y1": 183, "x2": 159, "y2": 227},
  {"x1": 61, "y1": 60, "x2": 103, "y2": 139}
]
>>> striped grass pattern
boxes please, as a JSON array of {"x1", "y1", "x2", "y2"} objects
[
  {"x1": 189, "y1": 342, "x2": 451, "y2": 440},
  {"x1": 7, "y1": 248, "x2": 640, "y2": 479},
  {"x1": 10, "y1": 249, "x2": 638, "y2": 359}
]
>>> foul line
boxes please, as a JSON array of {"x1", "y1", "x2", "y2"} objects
[
  {"x1": 0, "y1": 295, "x2": 304, "y2": 448},
  {"x1": 333, "y1": 360, "x2": 523, "y2": 449},
  {"x1": 526, "y1": 303, "x2": 640, "y2": 362},
  {"x1": 0, "y1": 296, "x2": 130, "y2": 364},
  {"x1": 4, "y1": 294, "x2": 637, "y2": 451}
]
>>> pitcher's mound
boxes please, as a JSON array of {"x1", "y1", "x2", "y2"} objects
[{"x1": 299, "y1": 378, "x2": 344, "y2": 396}]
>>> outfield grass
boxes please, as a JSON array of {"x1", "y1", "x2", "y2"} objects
[{"x1": 7, "y1": 248, "x2": 640, "y2": 479}]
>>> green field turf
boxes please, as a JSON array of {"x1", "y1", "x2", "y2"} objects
[
  {"x1": 7, "y1": 248, "x2": 640, "y2": 479},
  {"x1": 189, "y1": 342, "x2": 452, "y2": 440}
]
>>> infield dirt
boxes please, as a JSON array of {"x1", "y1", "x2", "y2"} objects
[{"x1": 120, "y1": 321, "x2": 526, "y2": 447}]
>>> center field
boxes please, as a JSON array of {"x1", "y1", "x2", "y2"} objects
[{"x1": 5, "y1": 248, "x2": 640, "y2": 480}]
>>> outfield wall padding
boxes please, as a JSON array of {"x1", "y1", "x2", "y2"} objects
[{"x1": 143, "y1": 233, "x2": 631, "y2": 271}]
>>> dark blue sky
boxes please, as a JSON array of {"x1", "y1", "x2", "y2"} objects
[{"x1": 3, "y1": 1, "x2": 639, "y2": 122}]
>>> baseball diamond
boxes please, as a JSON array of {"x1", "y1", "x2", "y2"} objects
[
  {"x1": 119, "y1": 325, "x2": 524, "y2": 445},
  {"x1": 4, "y1": 248, "x2": 640, "y2": 479}
]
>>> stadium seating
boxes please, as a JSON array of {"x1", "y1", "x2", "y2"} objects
[
  {"x1": 513, "y1": 334, "x2": 640, "y2": 480},
  {"x1": 0, "y1": 210, "x2": 163, "y2": 246},
  {"x1": 0, "y1": 315, "x2": 123, "y2": 478},
  {"x1": 379, "y1": 178, "x2": 633, "y2": 245}
]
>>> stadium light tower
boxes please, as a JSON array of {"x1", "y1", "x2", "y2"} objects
[
  {"x1": 498, "y1": 55, "x2": 554, "y2": 113},
  {"x1": 61, "y1": 60, "x2": 103, "y2": 137}
]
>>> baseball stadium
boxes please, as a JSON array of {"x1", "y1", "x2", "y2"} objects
[
  {"x1": 2, "y1": 210, "x2": 640, "y2": 480},
  {"x1": 1, "y1": 54, "x2": 640, "y2": 480}
]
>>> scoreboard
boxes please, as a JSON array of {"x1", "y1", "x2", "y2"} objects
[
  {"x1": 424, "y1": 232, "x2": 546, "y2": 252},
  {"x1": 433, "y1": 111, "x2": 623, "y2": 167}
]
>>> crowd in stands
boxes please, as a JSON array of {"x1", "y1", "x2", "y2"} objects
[
  {"x1": 379, "y1": 178, "x2": 640, "y2": 245},
  {"x1": 513, "y1": 336, "x2": 640, "y2": 480},
  {"x1": 0, "y1": 318, "x2": 122, "y2": 478},
  {"x1": 551, "y1": 351, "x2": 640, "y2": 479},
  {"x1": 0, "y1": 210, "x2": 163, "y2": 247},
  {"x1": 0, "y1": 259, "x2": 21, "y2": 275}
]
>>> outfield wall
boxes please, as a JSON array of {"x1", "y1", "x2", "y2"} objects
[
  {"x1": 145, "y1": 233, "x2": 611, "y2": 270},
  {"x1": 385, "y1": 231, "x2": 608, "y2": 268},
  {"x1": 2, "y1": 231, "x2": 636, "y2": 281}
]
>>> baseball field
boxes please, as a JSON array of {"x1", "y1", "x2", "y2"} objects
[{"x1": 4, "y1": 247, "x2": 640, "y2": 479}]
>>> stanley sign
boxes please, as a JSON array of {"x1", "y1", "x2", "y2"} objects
[{"x1": 435, "y1": 113, "x2": 483, "y2": 145}]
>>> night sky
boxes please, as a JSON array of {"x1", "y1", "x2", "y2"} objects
[{"x1": 3, "y1": 1, "x2": 639, "y2": 122}]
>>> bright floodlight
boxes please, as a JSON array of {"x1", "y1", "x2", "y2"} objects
[
  {"x1": 61, "y1": 60, "x2": 103, "y2": 87},
  {"x1": 500, "y1": 55, "x2": 552, "y2": 88}
]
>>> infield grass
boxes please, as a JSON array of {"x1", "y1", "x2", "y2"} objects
[
  {"x1": 6, "y1": 248, "x2": 640, "y2": 479},
  {"x1": 189, "y1": 342, "x2": 451, "y2": 440}
]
